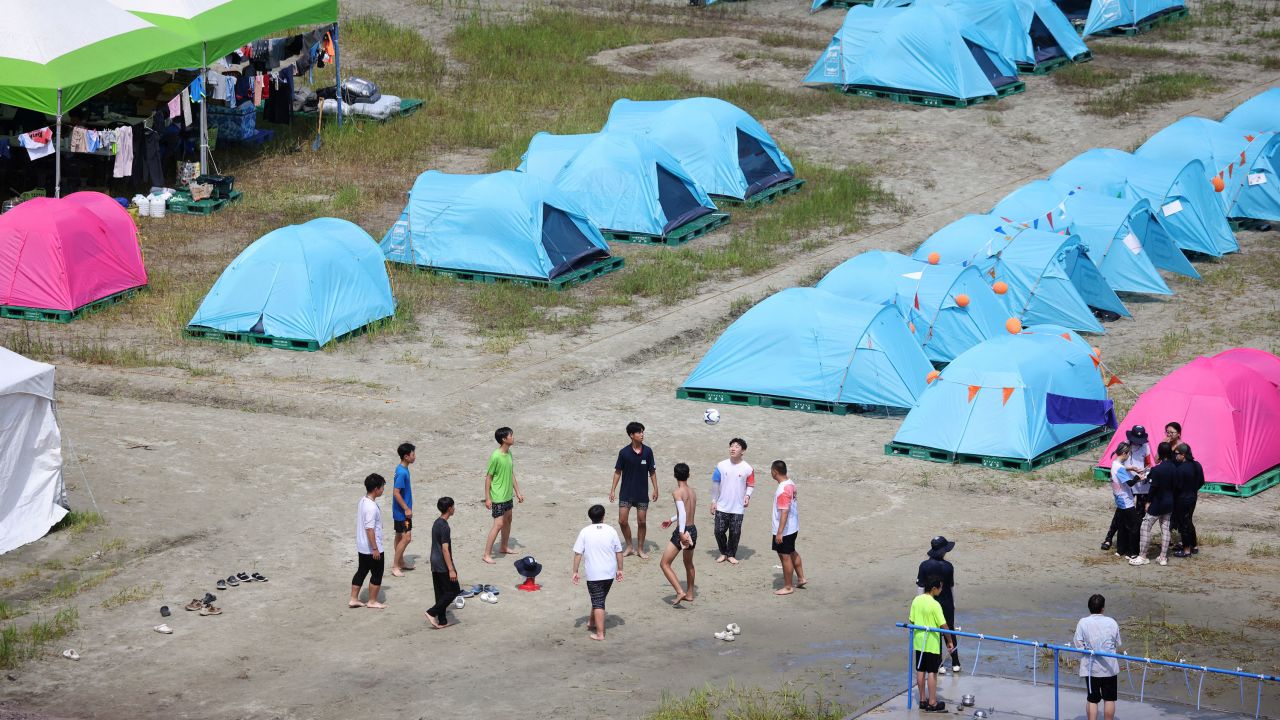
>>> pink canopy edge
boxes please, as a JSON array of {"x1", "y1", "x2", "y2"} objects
[
  {"x1": 1214, "y1": 348, "x2": 1280, "y2": 389},
  {"x1": 0, "y1": 192, "x2": 147, "y2": 312},
  {"x1": 1098, "y1": 351, "x2": 1280, "y2": 487}
]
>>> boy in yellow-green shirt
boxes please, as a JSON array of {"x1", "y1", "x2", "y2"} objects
[
  {"x1": 482, "y1": 427, "x2": 524, "y2": 564},
  {"x1": 909, "y1": 576, "x2": 955, "y2": 713}
]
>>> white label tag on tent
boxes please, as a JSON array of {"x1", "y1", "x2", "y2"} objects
[
  {"x1": 1122, "y1": 231, "x2": 1142, "y2": 255},
  {"x1": 901, "y1": 271, "x2": 923, "y2": 280},
  {"x1": 1248, "y1": 173, "x2": 1267, "y2": 186},
  {"x1": 1161, "y1": 200, "x2": 1183, "y2": 217}
]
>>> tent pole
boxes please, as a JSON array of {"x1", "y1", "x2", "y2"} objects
[
  {"x1": 55, "y1": 89, "x2": 63, "y2": 199},
  {"x1": 333, "y1": 22, "x2": 344, "y2": 128},
  {"x1": 200, "y1": 42, "x2": 209, "y2": 174}
]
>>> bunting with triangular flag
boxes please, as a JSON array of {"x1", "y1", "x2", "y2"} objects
[
  {"x1": 1002, "y1": 387, "x2": 1014, "y2": 405},
  {"x1": 968, "y1": 385, "x2": 980, "y2": 402}
]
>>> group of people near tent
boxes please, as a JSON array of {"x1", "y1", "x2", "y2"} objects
[
  {"x1": 804, "y1": 0, "x2": 1186, "y2": 104},
  {"x1": 380, "y1": 97, "x2": 798, "y2": 284},
  {"x1": 1102, "y1": 422, "x2": 1205, "y2": 566},
  {"x1": 681, "y1": 87, "x2": 1278, "y2": 480}
]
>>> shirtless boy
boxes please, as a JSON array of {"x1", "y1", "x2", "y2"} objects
[{"x1": 659, "y1": 463, "x2": 697, "y2": 607}]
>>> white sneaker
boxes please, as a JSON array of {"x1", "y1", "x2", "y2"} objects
[
  {"x1": 454, "y1": 596, "x2": 465, "y2": 609},
  {"x1": 952, "y1": 664, "x2": 962, "y2": 673},
  {"x1": 1157, "y1": 557, "x2": 1168, "y2": 566},
  {"x1": 938, "y1": 666, "x2": 947, "y2": 675},
  {"x1": 1129, "y1": 556, "x2": 1150, "y2": 566}
]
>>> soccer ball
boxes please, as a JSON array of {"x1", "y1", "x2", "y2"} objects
[{"x1": 704, "y1": 408, "x2": 720, "y2": 425}]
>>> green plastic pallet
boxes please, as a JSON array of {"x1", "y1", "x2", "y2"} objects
[
  {"x1": 885, "y1": 426, "x2": 1115, "y2": 472},
  {"x1": 168, "y1": 190, "x2": 243, "y2": 216},
  {"x1": 829, "y1": 0, "x2": 875, "y2": 6},
  {"x1": 1093, "y1": 6, "x2": 1188, "y2": 36},
  {"x1": 714, "y1": 178, "x2": 806, "y2": 209},
  {"x1": 0, "y1": 286, "x2": 143, "y2": 324},
  {"x1": 413, "y1": 255, "x2": 625, "y2": 290},
  {"x1": 183, "y1": 317, "x2": 389, "y2": 352},
  {"x1": 1018, "y1": 52, "x2": 1089, "y2": 76},
  {"x1": 1229, "y1": 217, "x2": 1273, "y2": 232},
  {"x1": 1093, "y1": 464, "x2": 1278, "y2": 498},
  {"x1": 602, "y1": 212, "x2": 730, "y2": 246},
  {"x1": 676, "y1": 387, "x2": 860, "y2": 416},
  {"x1": 841, "y1": 81, "x2": 1025, "y2": 108}
]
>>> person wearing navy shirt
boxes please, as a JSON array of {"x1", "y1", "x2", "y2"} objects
[
  {"x1": 609, "y1": 421, "x2": 658, "y2": 559},
  {"x1": 917, "y1": 536, "x2": 961, "y2": 674},
  {"x1": 391, "y1": 442, "x2": 416, "y2": 577}
]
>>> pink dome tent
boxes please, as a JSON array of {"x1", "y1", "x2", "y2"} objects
[
  {"x1": 0, "y1": 192, "x2": 147, "y2": 322},
  {"x1": 1097, "y1": 348, "x2": 1280, "y2": 497}
]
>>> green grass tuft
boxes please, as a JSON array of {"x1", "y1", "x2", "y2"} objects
[
  {"x1": 1084, "y1": 72, "x2": 1216, "y2": 118},
  {"x1": 0, "y1": 607, "x2": 78, "y2": 670},
  {"x1": 51, "y1": 511, "x2": 104, "y2": 536},
  {"x1": 1051, "y1": 64, "x2": 1131, "y2": 89}
]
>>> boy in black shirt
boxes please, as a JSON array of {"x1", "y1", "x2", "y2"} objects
[
  {"x1": 608, "y1": 421, "x2": 658, "y2": 559},
  {"x1": 425, "y1": 497, "x2": 460, "y2": 629}
]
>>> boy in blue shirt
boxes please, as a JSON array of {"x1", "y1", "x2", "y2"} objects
[{"x1": 392, "y1": 442, "x2": 416, "y2": 577}]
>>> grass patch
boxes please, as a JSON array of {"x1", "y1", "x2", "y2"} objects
[
  {"x1": 1247, "y1": 543, "x2": 1280, "y2": 558},
  {"x1": 0, "y1": 607, "x2": 78, "y2": 670},
  {"x1": 101, "y1": 582, "x2": 160, "y2": 610},
  {"x1": 1122, "y1": 613, "x2": 1245, "y2": 660},
  {"x1": 1100, "y1": 43, "x2": 1189, "y2": 59},
  {"x1": 1084, "y1": 72, "x2": 1216, "y2": 118},
  {"x1": 1052, "y1": 64, "x2": 1130, "y2": 89},
  {"x1": 50, "y1": 510, "x2": 104, "y2": 536},
  {"x1": 46, "y1": 569, "x2": 119, "y2": 601},
  {"x1": 1247, "y1": 616, "x2": 1280, "y2": 632},
  {"x1": 646, "y1": 684, "x2": 844, "y2": 720},
  {"x1": 1108, "y1": 328, "x2": 1195, "y2": 375},
  {"x1": 0, "y1": 601, "x2": 21, "y2": 621},
  {"x1": 1197, "y1": 531, "x2": 1234, "y2": 547},
  {"x1": 757, "y1": 31, "x2": 828, "y2": 51},
  {"x1": 1260, "y1": 55, "x2": 1280, "y2": 70}
]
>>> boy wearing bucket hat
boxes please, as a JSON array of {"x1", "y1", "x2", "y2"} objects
[
  {"x1": 916, "y1": 537, "x2": 960, "y2": 673},
  {"x1": 1101, "y1": 426, "x2": 1152, "y2": 550}
]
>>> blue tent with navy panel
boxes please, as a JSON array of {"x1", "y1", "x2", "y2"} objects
[
  {"x1": 603, "y1": 97, "x2": 799, "y2": 203},
  {"x1": 1053, "y1": 0, "x2": 1185, "y2": 36},
  {"x1": 678, "y1": 287, "x2": 932, "y2": 412},
  {"x1": 517, "y1": 132, "x2": 722, "y2": 242},
  {"x1": 804, "y1": 5, "x2": 1022, "y2": 105},
  {"x1": 1222, "y1": 88, "x2": 1280, "y2": 133},
  {"x1": 890, "y1": 325, "x2": 1115, "y2": 467},
  {"x1": 1137, "y1": 117, "x2": 1280, "y2": 224},
  {"x1": 990, "y1": 180, "x2": 1189, "y2": 294},
  {"x1": 1050, "y1": 149, "x2": 1238, "y2": 257},
  {"x1": 380, "y1": 171, "x2": 618, "y2": 288},
  {"x1": 186, "y1": 218, "x2": 396, "y2": 351},
  {"x1": 816, "y1": 251, "x2": 1009, "y2": 364},
  {"x1": 914, "y1": 214, "x2": 1128, "y2": 333}
]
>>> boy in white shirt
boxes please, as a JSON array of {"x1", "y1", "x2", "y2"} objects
[
  {"x1": 349, "y1": 474, "x2": 386, "y2": 609},
  {"x1": 770, "y1": 460, "x2": 806, "y2": 595},
  {"x1": 710, "y1": 438, "x2": 754, "y2": 565},
  {"x1": 572, "y1": 504, "x2": 624, "y2": 641}
]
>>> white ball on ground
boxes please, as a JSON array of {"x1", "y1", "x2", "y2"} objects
[{"x1": 704, "y1": 408, "x2": 720, "y2": 425}]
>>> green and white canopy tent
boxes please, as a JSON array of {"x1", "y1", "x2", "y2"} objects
[{"x1": 0, "y1": 0, "x2": 339, "y2": 196}]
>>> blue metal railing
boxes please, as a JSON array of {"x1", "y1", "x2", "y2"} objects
[{"x1": 896, "y1": 623, "x2": 1280, "y2": 719}]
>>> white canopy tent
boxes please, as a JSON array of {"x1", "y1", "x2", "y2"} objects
[{"x1": 0, "y1": 347, "x2": 67, "y2": 555}]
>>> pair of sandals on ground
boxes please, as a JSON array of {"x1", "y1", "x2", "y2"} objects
[
  {"x1": 181, "y1": 592, "x2": 222, "y2": 616},
  {"x1": 216, "y1": 571, "x2": 268, "y2": 590}
]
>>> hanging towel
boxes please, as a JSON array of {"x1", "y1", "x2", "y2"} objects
[
  {"x1": 167, "y1": 95, "x2": 182, "y2": 120},
  {"x1": 252, "y1": 74, "x2": 263, "y2": 105},
  {"x1": 70, "y1": 126, "x2": 88, "y2": 153},
  {"x1": 113, "y1": 125, "x2": 134, "y2": 177},
  {"x1": 181, "y1": 89, "x2": 192, "y2": 126}
]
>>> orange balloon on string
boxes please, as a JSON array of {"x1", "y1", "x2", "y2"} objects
[
  {"x1": 926, "y1": 370, "x2": 941, "y2": 384},
  {"x1": 927, "y1": 252, "x2": 940, "y2": 265},
  {"x1": 992, "y1": 281, "x2": 1008, "y2": 295},
  {"x1": 1212, "y1": 175, "x2": 1225, "y2": 193},
  {"x1": 955, "y1": 294, "x2": 970, "y2": 308},
  {"x1": 1005, "y1": 317, "x2": 1022, "y2": 334}
]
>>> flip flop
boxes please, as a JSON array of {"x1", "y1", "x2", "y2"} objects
[
  {"x1": 153, "y1": 624, "x2": 173, "y2": 634},
  {"x1": 199, "y1": 605, "x2": 222, "y2": 616},
  {"x1": 216, "y1": 579, "x2": 227, "y2": 591},
  {"x1": 236, "y1": 572, "x2": 251, "y2": 582},
  {"x1": 226, "y1": 575, "x2": 240, "y2": 587},
  {"x1": 62, "y1": 649, "x2": 80, "y2": 661},
  {"x1": 250, "y1": 573, "x2": 267, "y2": 582}
]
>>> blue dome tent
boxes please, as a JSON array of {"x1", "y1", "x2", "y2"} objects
[
  {"x1": 1222, "y1": 88, "x2": 1280, "y2": 133},
  {"x1": 866, "y1": 0, "x2": 1090, "y2": 74},
  {"x1": 380, "y1": 171, "x2": 620, "y2": 289},
  {"x1": 603, "y1": 98, "x2": 800, "y2": 205},
  {"x1": 914, "y1": 214, "x2": 1128, "y2": 333},
  {"x1": 517, "y1": 132, "x2": 725, "y2": 245},
  {"x1": 888, "y1": 325, "x2": 1115, "y2": 469},
  {"x1": 186, "y1": 219, "x2": 396, "y2": 351},
  {"x1": 990, "y1": 180, "x2": 1193, "y2": 294},
  {"x1": 1072, "y1": 0, "x2": 1186, "y2": 36},
  {"x1": 677, "y1": 288, "x2": 933, "y2": 413},
  {"x1": 1050, "y1": 149, "x2": 1238, "y2": 257},
  {"x1": 804, "y1": 5, "x2": 1024, "y2": 107},
  {"x1": 1137, "y1": 117, "x2": 1280, "y2": 225},
  {"x1": 816, "y1": 251, "x2": 1009, "y2": 364}
]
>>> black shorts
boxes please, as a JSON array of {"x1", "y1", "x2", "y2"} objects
[
  {"x1": 914, "y1": 650, "x2": 941, "y2": 673},
  {"x1": 491, "y1": 499, "x2": 513, "y2": 518},
  {"x1": 772, "y1": 531, "x2": 798, "y2": 555},
  {"x1": 586, "y1": 579, "x2": 613, "y2": 609},
  {"x1": 618, "y1": 499, "x2": 649, "y2": 510},
  {"x1": 394, "y1": 518, "x2": 412, "y2": 534},
  {"x1": 1085, "y1": 675, "x2": 1118, "y2": 703},
  {"x1": 670, "y1": 525, "x2": 697, "y2": 550}
]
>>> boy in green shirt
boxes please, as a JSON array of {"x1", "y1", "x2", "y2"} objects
[
  {"x1": 909, "y1": 576, "x2": 955, "y2": 713},
  {"x1": 482, "y1": 427, "x2": 524, "y2": 564}
]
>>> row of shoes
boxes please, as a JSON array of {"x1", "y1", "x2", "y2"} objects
[
  {"x1": 217, "y1": 571, "x2": 268, "y2": 590},
  {"x1": 182, "y1": 592, "x2": 222, "y2": 616},
  {"x1": 455, "y1": 584, "x2": 499, "y2": 608},
  {"x1": 714, "y1": 623, "x2": 741, "y2": 642}
]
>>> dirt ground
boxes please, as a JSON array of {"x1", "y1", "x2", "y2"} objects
[{"x1": 3, "y1": 1, "x2": 1280, "y2": 718}]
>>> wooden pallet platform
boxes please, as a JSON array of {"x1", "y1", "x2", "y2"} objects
[
  {"x1": 840, "y1": 81, "x2": 1025, "y2": 108},
  {"x1": 183, "y1": 316, "x2": 390, "y2": 352},
  {"x1": 885, "y1": 426, "x2": 1115, "y2": 472},
  {"x1": 713, "y1": 178, "x2": 806, "y2": 209},
  {"x1": 1201, "y1": 466, "x2": 1280, "y2": 498},
  {"x1": 0, "y1": 286, "x2": 143, "y2": 323},
  {"x1": 1228, "y1": 217, "x2": 1274, "y2": 232},
  {"x1": 1092, "y1": 6, "x2": 1188, "y2": 36},
  {"x1": 603, "y1": 212, "x2": 730, "y2": 246},
  {"x1": 409, "y1": 255, "x2": 625, "y2": 291},
  {"x1": 677, "y1": 387, "x2": 870, "y2": 416},
  {"x1": 167, "y1": 190, "x2": 243, "y2": 216}
]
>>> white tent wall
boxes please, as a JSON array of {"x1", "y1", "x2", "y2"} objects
[{"x1": 0, "y1": 350, "x2": 67, "y2": 555}]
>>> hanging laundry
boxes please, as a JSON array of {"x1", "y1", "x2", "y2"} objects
[
  {"x1": 253, "y1": 74, "x2": 263, "y2": 105},
  {"x1": 85, "y1": 129, "x2": 104, "y2": 153},
  {"x1": 181, "y1": 89, "x2": 192, "y2": 126},
  {"x1": 113, "y1": 125, "x2": 133, "y2": 177},
  {"x1": 18, "y1": 127, "x2": 53, "y2": 160},
  {"x1": 70, "y1": 126, "x2": 88, "y2": 153},
  {"x1": 189, "y1": 75, "x2": 205, "y2": 103},
  {"x1": 167, "y1": 95, "x2": 182, "y2": 120}
]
